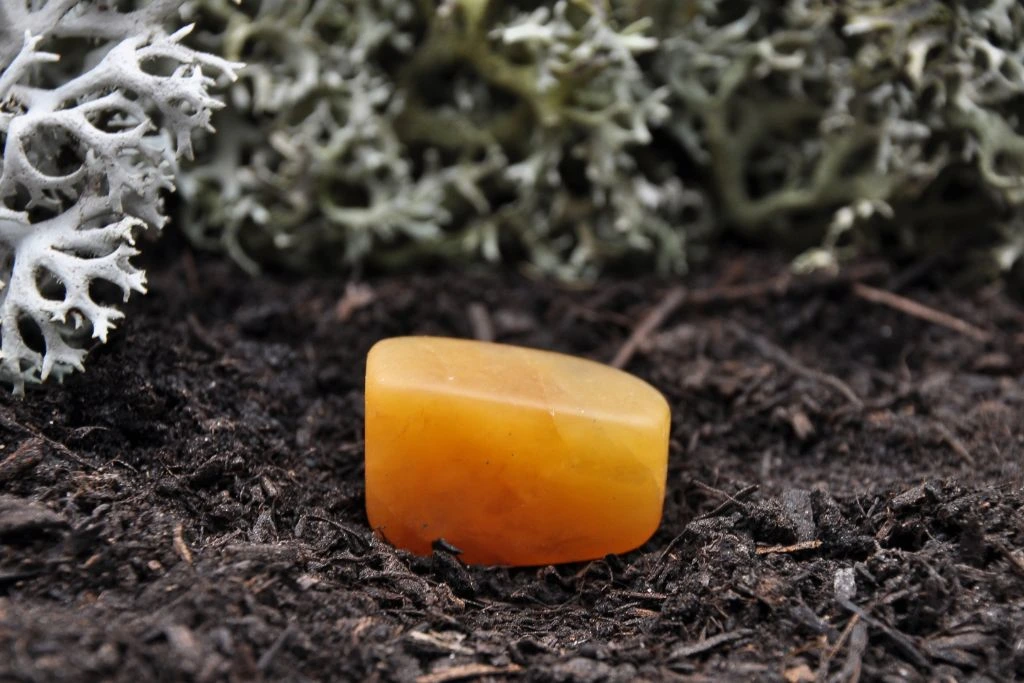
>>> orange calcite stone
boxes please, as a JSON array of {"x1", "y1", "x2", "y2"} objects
[{"x1": 364, "y1": 336, "x2": 670, "y2": 566}]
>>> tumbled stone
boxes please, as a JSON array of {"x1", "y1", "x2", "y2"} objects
[{"x1": 364, "y1": 336, "x2": 670, "y2": 566}]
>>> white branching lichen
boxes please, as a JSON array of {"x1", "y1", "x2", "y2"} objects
[{"x1": 0, "y1": 2, "x2": 238, "y2": 392}]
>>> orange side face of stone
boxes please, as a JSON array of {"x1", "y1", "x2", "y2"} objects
[{"x1": 364, "y1": 336, "x2": 671, "y2": 566}]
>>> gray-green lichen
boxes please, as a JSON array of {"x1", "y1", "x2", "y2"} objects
[
  {"x1": 179, "y1": 0, "x2": 1024, "y2": 279},
  {"x1": 179, "y1": 0, "x2": 710, "y2": 279},
  {"x1": 656, "y1": 0, "x2": 1024, "y2": 272}
]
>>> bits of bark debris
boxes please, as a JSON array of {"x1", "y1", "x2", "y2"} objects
[
  {"x1": 406, "y1": 630, "x2": 474, "y2": 656},
  {"x1": 924, "y1": 631, "x2": 993, "y2": 668},
  {"x1": 811, "y1": 490, "x2": 874, "y2": 558},
  {"x1": 0, "y1": 495, "x2": 66, "y2": 538},
  {"x1": 493, "y1": 309, "x2": 537, "y2": 336},
  {"x1": 221, "y1": 542, "x2": 309, "y2": 564},
  {"x1": 781, "y1": 489, "x2": 816, "y2": 542},
  {"x1": 550, "y1": 657, "x2": 636, "y2": 683},
  {"x1": 334, "y1": 282, "x2": 376, "y2": 322},
  {"x1": 467, "y1": 302, "x2": 495, "y2": 342},
  {"x1": 788, "y1": 409, "x2": 815, "y2": 441},
  {"x1": 669, "y1": 629, "x2": 753, "y2": 660},
  {"x1": 164, "y1": 625, "x2": 203, "y2": 674},
  {"x1": 783, "y1": 663, "x2": 816, "y2": 682},
  {"x1": 0, "y1": 439, "x2": 46, "y2": 483},
  {"x1": 747, "y1": 499, "x2": 801, "y2": 545},
  {"x1": 955, "y1": 518, "x2": 987, "y2": 561},
  {"x1": 296, "y1": 573, "x2": 321, "y2": 591},
  {"x1": 889, "y1": 482, "x2": 938, "y2": 511},
  {"x1": 173, "y1": 523, "x2": 193, "y2": 567},
  {"x1": 428, "y1": 546, "x2": 478, "y2": 598},
  {"x1": 972, "y1": 352, "x2": 1013, "y2": 373},
  {"x1": 260, "y1": 475, "x2": 280, "y2": 499},
  {"x1": 249, "y1": 509, "x2": 278, "y2": 544},
  {"x1": 416, "y1": 664, "x2": 524, "y2": 683}
]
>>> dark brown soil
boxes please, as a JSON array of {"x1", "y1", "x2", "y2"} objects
[{"x1": 1, "y1": 247, "x2": 1022, "y2": 682}]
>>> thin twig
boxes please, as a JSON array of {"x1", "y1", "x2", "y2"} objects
[
  {"x1": 815, "y1": 613, "x2": 863, "y2": 682},
  {"x1": 695, "y1": 482, "x2": 759, "y2": 520},
  {"x1": 0, "y1": 406, "x2": 96, "y2": 470},
  {"x1": 839, "y1": 598, "x2": 930, "y2": 670},
  {"x1": 686, "y1": 261, "x2": 888, "y2": 306},
  {"x1": 837, "y1": 620, "x2": 868, "y2": 682},
  {"x1": 852, "y1": 283, "x2": 991, "y2": 343},
  {"x1": 467, "y1": 302, "x2": 495, "y2": 342},
  {"x1": 611, "y1": 263, "x2": 889, "y2": 369},
  {"x1": 173, "y1": 523, "x2": 193, "y2": 567},
  {"x1": 755, "y1": 540, "x2": 823, "y2": 555},
  {"x1": 932, "y1": 422, "x2": 975, "y2": 466},
  {"x1": 611, "y1": 286, "x2": 685, "y2": 369},
  {"x1": 186, "y1": 313, "x2": 224, "y2": 354},
  {"x1": 654, "y1": 531, "x2": 686, "y2": 569},
  {"x1": 669, "y1": 629, "x2": 753, "y2": 659},
  {"x1": 991, "y1": 538, "x2": 1024, "y2": 577},
  {"x1": 732, "y1": 323, "x2": 863, "y2": 409},
  {"x1": 335, "y1": 282, "x2": 376, "y2": 322},
  {"x1": 827, "y1": 614, "x2": 861, "y2": 662},
  {"x1": 416, "y1": 664, "x2": 523, "y2": 683},
  {"x1": 257, "y1": 626, "x2": 294, "y2": 671}
]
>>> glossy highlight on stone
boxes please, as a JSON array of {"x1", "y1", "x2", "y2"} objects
[{"x1": 364, "y1": 336, "x2": 671, "y2": 566}]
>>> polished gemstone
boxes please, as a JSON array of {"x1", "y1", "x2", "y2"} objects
[{"x1": 364, "y1": 336, "x2": 670, "y2": 566}]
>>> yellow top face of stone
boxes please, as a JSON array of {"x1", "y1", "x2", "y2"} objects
[
  {"x1": 364, "y1": 336, "x2": 671, "y2": 566},
  {"x1": 369, "y1": 336, "x2": 668, "y2": 427}
]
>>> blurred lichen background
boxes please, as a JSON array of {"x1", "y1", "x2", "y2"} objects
[{"x1": 177, "y1": 0, "x2": 1024, "y2": 280}]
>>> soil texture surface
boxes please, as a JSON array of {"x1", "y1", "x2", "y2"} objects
[{"x1": 1, "y1": 247, "x2": 1022, "y2": 682}]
